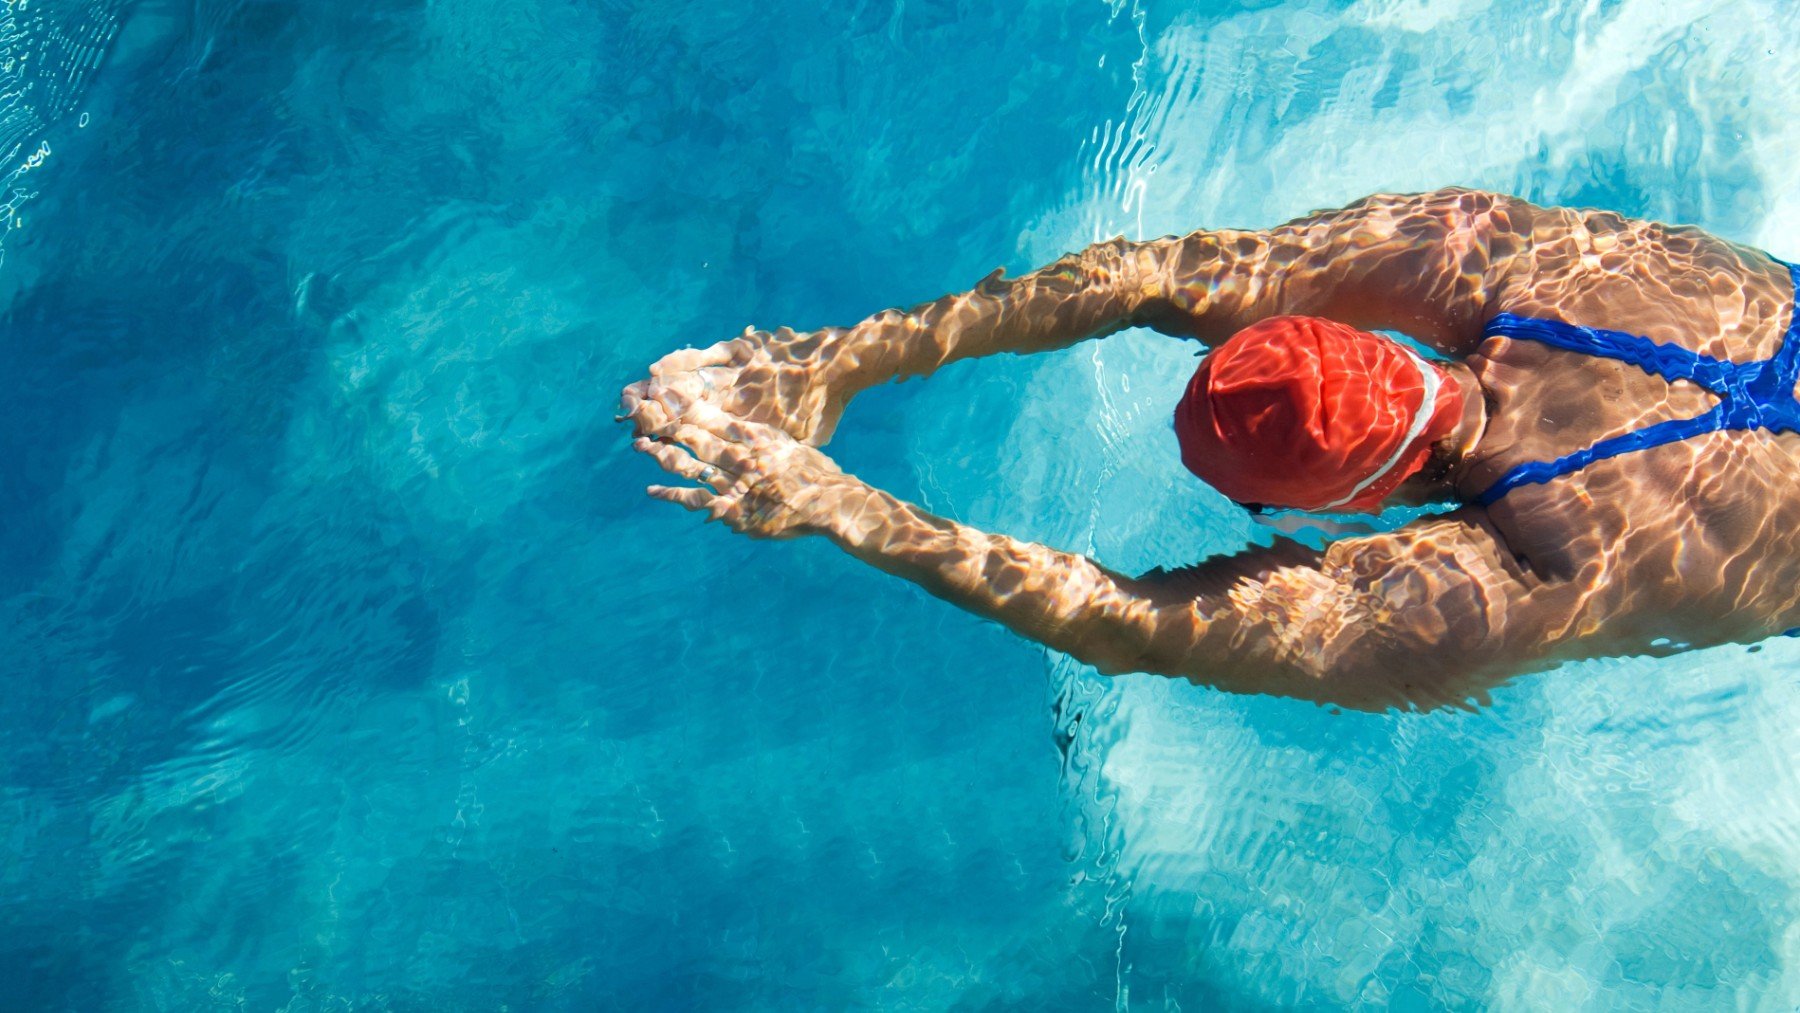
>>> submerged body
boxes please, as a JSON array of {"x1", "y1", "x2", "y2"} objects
[
  {"x1": 1442, "y1": 208, "x2": 1800, "y2": 676},
  {"x1": 621, "y1": 189, "x2": 1800, "y2": 711}
]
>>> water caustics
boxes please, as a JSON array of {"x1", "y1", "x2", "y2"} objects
[
  {"x1": 7, "y1": 0, "x2": 1800, "y2": 1008},
  {"x1": 1039, "y1": 0, "x2": 1800, "y2": 1007}
]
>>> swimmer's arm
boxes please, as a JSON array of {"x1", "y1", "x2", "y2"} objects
[
  {"x1": 832, "y1": 188, "x2": 1530, "y2": 389},
  {"x1": 1135, "y1": 187, "x2": 1537, "y2": 355},
  {"x1": 822, "y1": 237, "x2": 1161, "y2": 393},
  {"x1": 626, "y1": 189, "x2": 1530, "y2": 443},
  {"x1": 624, "y1": 239, "x2": 1159, "y2": 445},
  {"x1": 1109, "y1": 513, "x2": 1585, "y2": 710},
  {"x1": 830, "y1": 495, "x2": 1573, "y2": 711}
]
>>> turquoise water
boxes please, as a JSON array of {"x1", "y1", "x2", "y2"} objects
[{"x1": 8, "y1": 0, "x2": 1800, "y2": 1007}]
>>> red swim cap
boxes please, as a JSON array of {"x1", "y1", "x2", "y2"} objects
[{"x1": 1174, "y1": 316, "x2": 1464, "y2": 513}]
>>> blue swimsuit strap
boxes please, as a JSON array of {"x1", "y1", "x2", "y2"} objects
[{"x1": 1475, "y1": 260, "x2": 1800, "y2": 507}]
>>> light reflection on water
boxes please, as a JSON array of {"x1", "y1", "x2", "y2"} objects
[{"x1": 5, "y1": 0, "x2": 1800, "y2": 1007}]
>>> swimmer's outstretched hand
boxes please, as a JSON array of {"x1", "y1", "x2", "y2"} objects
[
  {"x1": 634, "y1": 406, "x2": 865, "y2": 540},
  {"x1": 619, "y1": 326, "x2": 860, "y2": 447}
]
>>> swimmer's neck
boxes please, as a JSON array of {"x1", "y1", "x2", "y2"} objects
[{"x1": 1391, "y1": 362, "x2": 1488, "y2": 507}]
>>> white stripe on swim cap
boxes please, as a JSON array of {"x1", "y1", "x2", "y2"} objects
[{"x1": 1319, "y1": 343, "x2": 1443, "y2": 511}]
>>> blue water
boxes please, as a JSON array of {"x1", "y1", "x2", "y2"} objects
[{"x1": 8, "y1": 0, "x2": 1800, "y2": 1007}]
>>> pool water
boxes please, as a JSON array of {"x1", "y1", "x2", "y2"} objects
[{"x1": 8, "y1": 0, "x2": 1800, "y2": 1007}]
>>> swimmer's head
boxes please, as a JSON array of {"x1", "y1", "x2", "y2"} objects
[{"x1": 1173, "y1": 315, "x2": 1467, "y2": 514}]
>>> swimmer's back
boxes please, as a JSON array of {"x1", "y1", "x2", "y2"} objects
[{"x1": 1460, "y1": 209, "x2": 1800, "y2": 645}]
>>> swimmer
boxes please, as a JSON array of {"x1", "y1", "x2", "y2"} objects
[{"x1": 619, "y1": 188, "x2": 1800, "y2": 711}]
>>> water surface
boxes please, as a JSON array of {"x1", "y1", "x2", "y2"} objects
[{"x1": 6, "y1": 0, "x2": 1800, "y2": 1007}]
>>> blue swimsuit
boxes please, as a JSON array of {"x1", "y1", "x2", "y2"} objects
[{"x1": 1476, "y1": 259, "x2": 1800, "y2": 506}]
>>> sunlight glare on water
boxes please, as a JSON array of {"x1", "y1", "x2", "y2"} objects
[{"x1": 6, "y1": 0, "x2": 1800, "y2": 1007}]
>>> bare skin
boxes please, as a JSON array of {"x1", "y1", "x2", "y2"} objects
[{"x1": 619, "y1": 188, "x2": 1800, "y2": 712}]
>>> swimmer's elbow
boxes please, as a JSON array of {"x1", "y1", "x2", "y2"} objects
[
  {"x1": 1281, "y1": 642, "x2": 1514, "y2": 713},
  {"x1": 1074, "y1": 235, "x2": 1162, "y2": 325},
  {"x1": 1133, "y1": 639, "x2": 1502, "y2": 713},
  {"x1": 1082, "y1": 648, "x2": 1152, "y2": 679},
  {"x1": 1054, "y1": 630, "x2": 1155, "y2": 678},
  {"x1": 1046, "y1": 613, "x2": 1183, "y2": 679}
]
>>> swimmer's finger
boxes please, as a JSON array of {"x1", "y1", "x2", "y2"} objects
[
  {"x1": 647, "y1": 347, "x2": 713, "y2": 377},
  {"x1": 623, "y1": 389, "x2": 692, "y2": 438},
  {"x1": 679, "y1": 408, "x2": 783, "y2": 447},
  {"x1": 618, "y1": 378, "x2": 675, "y2": 426},
  {"x1": 635, "y1": 437, "x2": 735, "y2": 490},
  {"x1": 617, "y1": 380, "x2": 646, "y2": 420},
  {"x1": 649, "y1": 338, "x2": 744, "y2": 377},
  {"x1": 668, "y1": 422, "x2": 749, "y2": 467},
  {"x1": 644, "y1": 375, "x2": 700, "y2": 415},
  {"x1": 647, "y1": 484, "x2": 715, "y2": 512},
  {"x1": 634, "y1": 436, "x2": 697, "y2": 472}
]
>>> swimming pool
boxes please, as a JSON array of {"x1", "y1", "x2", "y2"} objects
[{"x1": 7, "y1": 0, "x2": 1800, "y2": 1006}]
